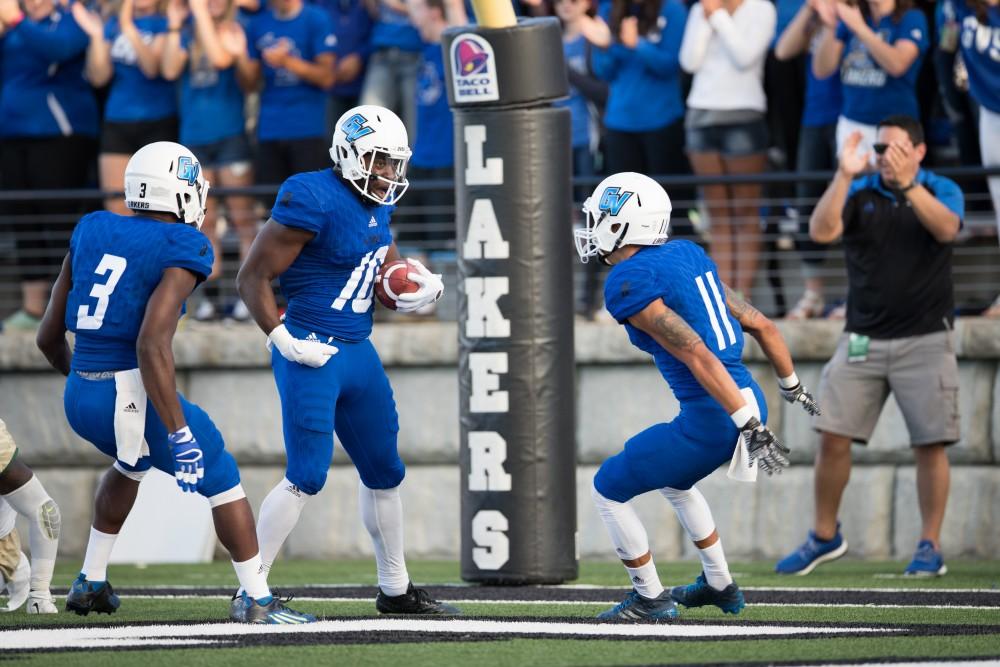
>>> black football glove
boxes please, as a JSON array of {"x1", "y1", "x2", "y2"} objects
[
  {"x1": 740, "y1": 417, "x2": 790, "y2": 475},
  {"x1": 779, "y1": 382, "x2": 821, "y2": 416}
]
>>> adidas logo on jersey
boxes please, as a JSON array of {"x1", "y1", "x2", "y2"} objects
[
  {"x1": 368, "y1": 217, "x2": 377, "y2": 228},
  {"x1": 123, "y1": 402, "x2": 139, "y2": 414}
]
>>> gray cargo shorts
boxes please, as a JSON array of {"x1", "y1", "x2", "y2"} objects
[{"x1": 814, "y1": 330, "x2": 960, "y2": 446}]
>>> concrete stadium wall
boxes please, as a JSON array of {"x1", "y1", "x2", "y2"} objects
[{"x1": 1, "y1": 319, "x2": 998, "y2": 563}]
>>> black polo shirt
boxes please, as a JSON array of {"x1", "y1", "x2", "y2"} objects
[{"x1": 841, "y1": 169, "x2": 964, "y2": 339}]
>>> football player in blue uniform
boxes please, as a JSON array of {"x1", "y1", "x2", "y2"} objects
[
  {"x1": 574, "y1": 172, "x2": 820, "y2": 621},
  {"x1": 237, "y1": 105, "x2": 457, "y2": 615},
  {"x1": 35, "y1": 142, "x2": 316, "y2": 624}
]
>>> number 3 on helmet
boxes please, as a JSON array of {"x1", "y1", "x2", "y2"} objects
[
  {"x1": 574, "y1": 172, "x2": 672, "y2": 264},
  {"x1": 330, "y1": 104, "x2": 412, "y2": 206},
  {"x1": 123, "y1": 141, "x2": 210, "y2": 229}
]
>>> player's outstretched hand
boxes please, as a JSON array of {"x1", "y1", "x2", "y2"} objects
[
  {"x1": 740, "y1": 417, "x2": 790, "y2": 476},
  {"x1": 396, "y1": 258, "x2": 444, "y2": 313},
  {"x1": 779, "y1": 381, "x2": 821, "y2": 416},
  {"x1": 268, "y1": 323, "x2": 338, "y2": 368},
  {"x1": 167, "y1": 427, "x2": 204, "y2": 493}
]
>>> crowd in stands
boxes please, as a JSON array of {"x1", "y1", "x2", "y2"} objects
[{"x1": 0, "y1": 0, "x2": 997, "y2": 328}]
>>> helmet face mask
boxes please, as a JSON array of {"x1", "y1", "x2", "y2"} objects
[
  {"x1": 574, "y1": 172, "x2": 671, "y2": 263},
  {"x1": 124, "y1": 142, "x2": 210, "y2": 229},
  {"x1": 330, "y1": 106, "x2": 412, "y2": 206}
]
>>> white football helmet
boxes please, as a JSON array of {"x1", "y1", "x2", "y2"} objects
[
  {"x1": 574, "y1": 172, "x2": 671, "y2": 263},
  {"x1": 124, "y1": 141, "x2": 210, "y2": 229},
  {"x1": 330, "y1": 105, "x2": 412, "y2": 205}
]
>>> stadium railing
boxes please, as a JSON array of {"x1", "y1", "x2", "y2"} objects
[{"x1": 1, "y1": 168, "x2": 998, "y2": 321}]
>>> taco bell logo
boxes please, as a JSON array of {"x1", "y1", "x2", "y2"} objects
[{"x1": 450, "y1": 34, "x2": 499, "y2": 104}]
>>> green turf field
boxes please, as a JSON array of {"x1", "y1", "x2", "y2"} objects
[{"x1": 2, "y1": 560, "x2": 999, "y2": 666}]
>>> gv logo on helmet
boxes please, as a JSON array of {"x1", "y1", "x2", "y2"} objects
[
  {"x1": 176, "y1": 156, "x2": 201, "y2": 186},
  {"x1": 341, "y1": 113, "x2": 375, "y2": 143},
  {"x1": 599, "y1": 186, "x2": 633, "y2": 216}
]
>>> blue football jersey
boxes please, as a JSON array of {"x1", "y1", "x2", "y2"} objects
[
  {"x1": 67, "y1": 211, "x2": 214, "y2": 372},
  {"x1": 604, "y1": 240, "x2": 752, "y2": 401},
  {"x1": 271, "y1": 170, "x2": 393, "y2": 342}
]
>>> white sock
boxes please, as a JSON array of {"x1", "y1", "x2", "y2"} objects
[
  {"x1": 256, "y1": 478, "x2": 311, "y2": 574},
  {"x1": 698, "y1": 541, "x2": 733, "y2": 590},
  {"x1": 81, "y1": 527, "x2": 117, "y2": 582},
  {"x1": 359, "y1": 483, "x2": 409, "y2": 597},
  {"x1": 232, "y1": 554, "x2": 271, "y2": 601},
  {"x1": 4, "y1": 477, "x2": 60, "y2": 593},
  {"x1": 0, "y1": 499, "x2": 15, "y2": 539},
  {"x1": 591, "y1": 484, "x2": 664, "y2": 598},
  {"x1": 659, "y1": 486, "x2": 715, "y2": 542}
]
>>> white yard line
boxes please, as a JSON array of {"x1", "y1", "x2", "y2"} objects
[{"x1": 0, "y1": 618, "x2": 903, "y2": 651}]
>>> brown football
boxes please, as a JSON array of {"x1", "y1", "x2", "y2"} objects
[{"x1": 374, "y1": 259, "x2": 419, "y2": 310}]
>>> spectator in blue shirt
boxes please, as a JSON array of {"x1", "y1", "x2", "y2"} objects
[
  {"x1": 555, "y1": 0, "x2": 607, "y2": 182},
  {"x1": 775, "y1": 0, "x2": 844, "y2": 320},
  {"x1": 812, "y1": 0, "x2": 928, "y2": 157},
  {"x1": 359, "y1": 0, "x2": 430, "y2": 137},
  {"x1": 314, "y1": 0, "x2": 373, "y2": 138},
  {"x1": 952, "y1": 0, "x2": 1000, "y2": 316},
  {"x1": 589, "y1": 0, "x2": 688, "y2": 182},
  {"x1": 76, "y1": 0, "x2": 179, "y2": 215},
  {"x1": 239, "y1": 0, "x2": 336, "y2": 186},
  {"x1": 162, "y1": 0, "x2": 256, "y2": 321},
  {"x1": 399, "y1": 0, "x2": 465, "y2": 262},
  {"x1": 0, "y1": 0, "x2": 98, "y2": 330}
]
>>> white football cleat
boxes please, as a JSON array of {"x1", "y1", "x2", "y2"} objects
[
  {"x1": 27, "y1": 591, "x2": 58, "y2": 614},
  {"x1": 2, "y1": 552, "x2": 30, "y2": 612}
]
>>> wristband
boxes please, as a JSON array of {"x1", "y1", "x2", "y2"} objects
[
  {"x1": 169, "y1": 425, "x2": 194, "y2": 443},
  {"x1": 899, "y1": 181, "x2": 917, "y2": 193},
  {"x1": 778, "y1": 372, "x2": 799, "y2": 389},
  {"x1": 729, "y1": 405, "x2": 755, "y2": 429}
]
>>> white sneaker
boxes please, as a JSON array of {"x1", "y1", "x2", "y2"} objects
[
  {"x1": 26, "y1": 591, "x2": 58, "y2": 614},
  {"x1": 2, "y1": 552, "x2": 30, "y2": 612},
  {"x1": 231, "y1": 299, "x2": 251, "y2": 322},
  {"x1": 194, "y1": 300, "x2": 217, "y2": 322}
]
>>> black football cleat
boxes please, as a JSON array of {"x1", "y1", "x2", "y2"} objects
[
  {"x1": 375, "y1": 583, "x2": 460, "y2": 615},
  {"x1": 65, "y1": 575, "x2": 120, "y2": 616}
]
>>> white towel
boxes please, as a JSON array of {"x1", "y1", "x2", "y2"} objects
[
  {"x1": 113, "y1": 369, "x2": 150, "y2": 466},
  {"x1": 727, "y1": 387, "x2": 761, "y2": 483}
]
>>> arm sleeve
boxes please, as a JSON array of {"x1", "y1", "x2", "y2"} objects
[
  {"x1": 678, "y1": 5, "x2": 711, "y2": 73},
  {"x1": 12, "y1": 17, "x2": 90, "y2": 63},
  {"x1": 928, "y1": 174, "x2": 965, "y2": 222},
  {"x1": 604, "y1": 264, "x2": 661, "y2": 323},
  {"x1": 269, "y1": 177, "x2": 325, "y2": 238},
  {"x1": 895, "y1": 9, "x2": 929, "y2": 53},
  {"x1": 313, "y1": 10, "x2": 337, "y2": 56},
  {"x1": 707, "y1": 1, "x2": 776, "y2": 70},
  {"x1": 161, "y1": 226, "x2": 214, "y2": 284},
  {"x1": 633, "y1": 1, "x2": 686, "y2": 75}
]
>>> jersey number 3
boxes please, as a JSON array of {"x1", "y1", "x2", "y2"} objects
[{"x1": 77, "y1": 254, "x2": 128, "y2": 330}]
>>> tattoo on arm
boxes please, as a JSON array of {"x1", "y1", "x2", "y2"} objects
[
  {"x1": 724, "y1": 285, "x2": 762, "y2": 329},
  {"x1": 653, "y1": 308, "x2": 704, "y2": 353}
]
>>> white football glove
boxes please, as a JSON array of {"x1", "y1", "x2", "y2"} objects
[
  {"x1": 267, "y1": 324, "x2": 338, "y2": 368},
  {"x1": 396, "y1": 258, "x2": 444, "y2": 314}
]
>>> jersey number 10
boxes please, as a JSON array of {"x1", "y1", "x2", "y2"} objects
[
  {"x1": 331, "y1": 246, "x2": 389, "y2": 313},
  {"x1": 77, "y1": 254, "x2": 128, "y2": 330}
]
